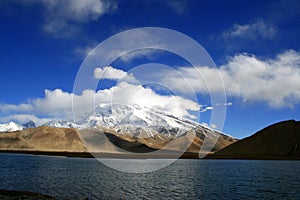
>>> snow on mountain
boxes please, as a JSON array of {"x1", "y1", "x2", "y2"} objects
[
  {"x1": 0, "y1": 121, "x2": 37, "y2": 132},
  {"x1": 42, "y1": 120, "x2": 84, "y2": 129},
  {"x1": 0, "y1": 120, "x2": 83, "y2": 132},
  {"x1": 0, "y1": 103, "x2": 223, "y2": 140},
  {"x1": 0, "y1": 122, "x2": 24, "y2": 132},
  {"x1": 81, "y1": 103, "x2": 206, "y2": 137},
  {"x1": 23, "y1": 120, "x2": 36, "y2": 129}
]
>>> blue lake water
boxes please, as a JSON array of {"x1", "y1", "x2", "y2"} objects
[{"x1": 0, "y1": 153, "x2": 300, "y2": 199}]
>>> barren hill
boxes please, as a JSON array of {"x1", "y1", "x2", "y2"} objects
[
  {"x1": 207, "y1": 120, "x2": 300, "y2": 159},
  {"x1": 0, "y1": 126, "x2": 86, "y2": 152}
]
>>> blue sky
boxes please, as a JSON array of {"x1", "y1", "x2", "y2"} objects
[{"x1": 0, "y1": 0, "x2": 300, "y2": 138}]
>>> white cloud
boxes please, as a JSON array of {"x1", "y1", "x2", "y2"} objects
[
  {"x1": 224, "y1": 102, "x2": 233, "y2": 106},
  {"x1": 94, "y1": 82, "x2": 200, "y2": 118},
  {"x1": 87, "y1": 28, "x2": 164, "y2": 65},
  {"x1": 222, "y1": 50, "x2": 300, "y2": 107},
  {"x1": 1, "y1": 89, "x2": 74, "y2": 121},
  {"x1": 94, "y1": 66, "x2": 137, "y2": 83},
  {"x1": 162, "y1": 50, "x2": 300, "y2": 108},
  {"x1": 119, "y1": 49, "x2": 157, "y2": 63},
  {"x1": 33, "y1": 89, "x2": 74, "y2": 118},
  {"x1": 199, "y1": 106, "x2": 214, "y2": 113},
  {"x1": 222, "y1": 20, "x2": 278, "y2": 40},
  {"x1": 28, "y1": 0, "x2": 117, "y2": 38},
  {"x1": 0, "y1": 103, "x2": 32, "y2": 113},
  {"x1": 0, "y1": 114, "x2": 51, "y2": 126},
  {"x1": 0, "y1": 82, "x2": 200, "y2": 123},
  {"x1": 161, "y1": 65, "x2": 225, "y2": 94},
  {"x1": 4, "y1": 48, "x2": 298, "y2": 125}
]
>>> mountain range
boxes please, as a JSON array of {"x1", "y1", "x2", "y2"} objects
[
  {"x1": 0, "y1": 104, "x2": 216, "y2": 135},
  {"x1": 1, "y1": 104, "x2": 299, "y2": 159},
  {"x1": 0, "y1": 104, "x2": 237, "y2": 157}
]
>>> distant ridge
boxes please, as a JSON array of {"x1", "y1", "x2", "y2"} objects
[{"x1": 207, "y1": 120, "x2": 300, "y2": 159}]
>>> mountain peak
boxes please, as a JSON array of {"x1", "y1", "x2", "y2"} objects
[
  {"x1": 82, "y1": 103, "x2": 201, "y2": 137},
  {"x1": 23, "y1": 120, "x2": 36, "y2": 129},
  {"x1": 43, "y1": 120, "x2": 83, "y2": 129},
  {"x1": 0, "y1": 122, "x2": 23, "y2": 132}
]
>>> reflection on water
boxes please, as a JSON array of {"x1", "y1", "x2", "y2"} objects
[{"x1": 0, "y1": 153, "x2": 300, "y2": 199}]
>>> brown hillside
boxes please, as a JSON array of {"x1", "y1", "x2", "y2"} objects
[
  {"x1": 0, "y1": 126, "x2": 237, "y2": 157},
  {"x1": 207, "y1": 120, "x2": 300, "y2": 159},
  {"x1": 0, "y1": 126, "x2": 86, "y2": 152}
]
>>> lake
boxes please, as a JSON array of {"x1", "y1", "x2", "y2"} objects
[{"x1": 0, "y1": 153, "x2": 299, "y2": 199}]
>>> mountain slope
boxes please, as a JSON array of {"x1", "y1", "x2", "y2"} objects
[
  {"x1": 82, "y1": 125, "x2": 237, "y2": 154},
  {"x1": 43, "y1": 120, "x2": 83, "y2": 129},
  {"x1": 207, "y1": 120, "x2": 300, "y2": 159},
  {"x1": 82, "y1": 104, "x2": 200, "y2": 137},
  {"x1": 0, "y1": 125, "x2": 236, "y2": 156},
  {"x1": 0, "y1": 121, "x2": 36, "y2": 132},
  {"x1": 0, "y1": 126, "x2": 86, "y2": 152},
  {"x1": 0, "y1": 122, "x2": 24, "y2": 132}
]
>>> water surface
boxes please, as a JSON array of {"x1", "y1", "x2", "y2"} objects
[{"x1": 0, "y1": 153, "x2": 299, "y2": 199}]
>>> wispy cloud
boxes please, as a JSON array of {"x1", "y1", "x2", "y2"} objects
[
  {"x1": 162, "y1": 50, "x2": 300, "y2": 108},
  {"x1": 224, "y1": 102, "x2": 233, "y2": 106},
  {"x1": 0, "y1": 114, "x2": 51, "y2": 126},
  {"x1": 0, "y1": 103, "x2": 32, "y2": 113},
  {"x1": 21, "y1": 0, "x2": 117, "y2": 38},
  {"x1": 167, "y1": 0, "x2": 187, "y2": 15},
  {"x1": 91, "y1": 28, "x2": 162, "y2": 63},
  {"x1": 200, "y1": 106, "x2": 213, "y2": 113},
  {"x1": 94, "y1": 66, "x2": 137, "y2": 83},
  {"x1": 222, "y1": 20, "x2": 278, "y2": 40},
  {"x1": 118, "y1": 49, "x2": 157, "y2": 63},
  {"x1": 74, "y1": 43, "x2": 98, "y2": 58}
]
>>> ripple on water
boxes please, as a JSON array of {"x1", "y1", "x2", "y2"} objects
[{"x1": 0, "y1": 154, "x2": 300, "y2": 199}]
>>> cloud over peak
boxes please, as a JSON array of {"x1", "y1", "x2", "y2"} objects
[
  {"x1": 94, "y1": 66, "x2": 137, "y2": 83},
  {"x1": 0, "y1": 82, "x2": 201, "y2": 124}
]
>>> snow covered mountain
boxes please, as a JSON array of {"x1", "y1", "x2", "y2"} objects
[
  {"x1": 43, "y1": 120, "x2": 84, "y2": 129},
  {"x1": 85, "y1": 104, "x2": 199, "y2": 127},
  {"x1": 0, "y1": 122, "x2": 23, "y2": 132},
  {"x1": 76, "y1": 103, "x2": 235, "y2": 152},
  {"x1": 23, "y1": 120, "x2": 36, "y2": 129},
  {"x1": 29, "y1": 103, "x2": 219, "y2": 137},
  {"x1": 81, "y1": 103, "x2": 213, "y2": 137},
  {"x1": 0, "y1": 121, "x2": 36, "y2": 132},
  {"x1": 0, "y1": 103, "x2": 221, "y2": 139},
  {"x1": 0, "y1": 104, "x2": 237, "y2": 154}
]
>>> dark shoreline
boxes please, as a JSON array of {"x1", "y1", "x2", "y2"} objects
[
  {"x1": 0, "y1": 189, "x2": 56, "y2": 199},
  {"x1": 205, "y1": 154, "x2": 300, "y2": 160},
  {"x1": 1, "y1": 150, "x2": 300, "y2": 160},
  {"x1": 0, "y1": 150, "x2": 94, "y2": 158},
  {"x1": 0, "y1": 150, "x2": 200, "y2": 159}
]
